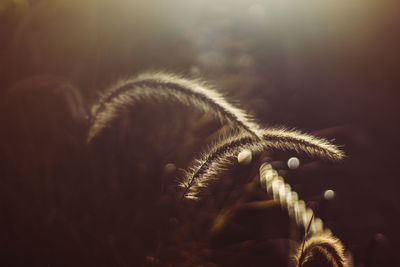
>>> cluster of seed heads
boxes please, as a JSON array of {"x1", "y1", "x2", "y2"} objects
[
  {"x1": 86, "y1": 72, "x2": 347, "y2": 266},
  {"x1": 88, "y1": 72, "x2": 344, "y2": 201}
]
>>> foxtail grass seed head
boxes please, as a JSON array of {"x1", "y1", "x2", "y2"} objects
[
  {"x1": 260, "y1": 128, "x2": 345, "y2": 162},
  {"x1": 183, "y1": 127, "x2": 344, "y2": 199},
  {"x1": 88, "y1": 72, "x2": 261, "y2": 143},
  {"x1": 296, "y1": 232, "x2": 347, "y2": 267}
]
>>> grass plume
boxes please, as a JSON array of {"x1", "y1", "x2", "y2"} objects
[
  {"x1": 88, "y1": 72, "x2": 261, "y2": 142},
  {"x1": 180, "y1": 132, "x2": 257, "y2": 200},
  {"x1": 181, "y1": 128, "x2": 344, "y2": 199},
  {"x1": 295, "y1": 232, "x2": 347, "y2": 267},
  {"x1": 260, "y1": 127, "x2": 345, "y2": 162}
]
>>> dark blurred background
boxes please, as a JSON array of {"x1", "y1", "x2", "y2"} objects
[{"x1": 1, "y1": 0, "x2": 399, "y2": 266}]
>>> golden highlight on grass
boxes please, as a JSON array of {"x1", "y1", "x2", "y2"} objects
[
  {"x1": 260, "y1": 127, "x2": 345, "y2": 162},
  {"x1": 295, "y1": 232, "x2": 347, "y2": 267},
  {"x1": 86, "y1": 71, "x2": 344, "y2": 202},
  {"x1": 181, "y1": 128, "x2": 344, "y2": 200},
  {"x1": 180, "y1": 132, "x2": 257, "y2": 200},
  {"x1": 87, "y1": 72, "x2": 261, "y2": 142}
]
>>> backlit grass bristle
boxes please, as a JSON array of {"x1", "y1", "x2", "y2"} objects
[
  {"x1": 295, "y1": 232, "x2": 347, "y2": 267},
  {"x1": 179, "y1": 132, "x2": 257, "y2": 200},
  {"x1": 87, "y1": 72, "x2": 261, "y2": 142},
  {"x1": 181, "y1": 128, "x2": 344, "y2": 200},
  {"x1": 260, "y1": 127, "x2": 345, "y2": 162}
]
